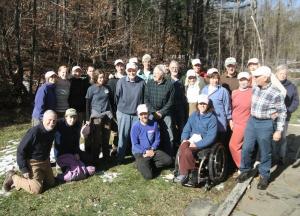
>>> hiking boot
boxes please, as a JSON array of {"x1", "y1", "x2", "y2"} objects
[
  {"x1": 237, "y1": 170, "x2": 252, "y2": 183},
  {"x1": 257, "y1": 176, "x2": 269, "y2": 190},
  {"x1": 3, "y1": 170, "x2": 16, "y2": 192}
]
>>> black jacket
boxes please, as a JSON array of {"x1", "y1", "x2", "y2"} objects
[
  {"x1": 68, "y1": 76, "x2": 90, "y2": 112},
  {"x1": 17, "y1": 124, "x2": 56, "y2": 173}
]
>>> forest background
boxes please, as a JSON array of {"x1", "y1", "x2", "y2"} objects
[{"x1": 1, "y1": 0, "x2": 300, "y2": 109}]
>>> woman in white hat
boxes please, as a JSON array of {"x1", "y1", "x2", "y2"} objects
[
  {"x1": 174, "y1": 94, "x2": 217, "y2": 185},
  {"x1": 32, "y1": 71, "x2": 58, "y2": 126},
  {"x1": 201, "y1": 68, "x2": 232, "y2": 142},
  {"x1": 185, "y1": 69, "x2": 206, "y2": 115}
]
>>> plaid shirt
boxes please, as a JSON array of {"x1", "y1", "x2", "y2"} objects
[
  {"x1": 144, "y1": 78, "x2": 175, "y2": 116},
  {"x1": 251, "y1": 83, "x2": 286, "y2": 131}
]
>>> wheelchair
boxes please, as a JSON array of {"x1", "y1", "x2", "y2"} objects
[{"x1": 174, "y1": 142, "x2": 228, "y2": 190}]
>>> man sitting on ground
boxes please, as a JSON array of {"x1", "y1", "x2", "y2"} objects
[
  {"x1": 130, "y1": 104, "x2": 172, "y2": 180},
  {"x1": 3, "y1": 110, "x2": 57, "y2": 194}
]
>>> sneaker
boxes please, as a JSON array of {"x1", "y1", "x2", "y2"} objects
[
  {"x1": 237, "y1": 170, "x2": 252, "y2": 183},
  {"x1": 257, "y1": 176, "x2": 269, "y2": 190},
  {"x1": 173, "y1": 175, "x2": 188, "y2": 184},
  {"x1": 3, "y1": 170, "x2": 16, "y2": 192}
]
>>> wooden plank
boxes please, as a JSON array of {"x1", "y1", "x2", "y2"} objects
[{"x1": 214, "y1": 176, "x2": 255, "y2": 216}]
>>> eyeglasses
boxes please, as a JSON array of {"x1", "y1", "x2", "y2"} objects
[{"x1": 188, "y1": 76, "x2": 196, "y2": 79}]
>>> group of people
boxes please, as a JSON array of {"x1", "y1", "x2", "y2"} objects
[{"x1": 2, "y1": 54, "x2": 299, "y2": 194}]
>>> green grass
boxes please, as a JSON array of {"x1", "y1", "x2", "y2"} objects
[
  {"x1": 0, "y1": 114, "x2": 234, "y2": 216},
  {"x1": 0, "y1": 123, "x2": 30, "y2": 150},
  {"x1": 0, "y1": 159, "x2": 235, "y2": 216}
]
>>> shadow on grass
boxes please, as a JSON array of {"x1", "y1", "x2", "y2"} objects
[{"x1": 0, "y1": 107, "x2": 31, "y2": 128}]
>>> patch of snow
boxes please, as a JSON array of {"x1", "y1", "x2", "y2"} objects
[
  {"x1": 215, "y1": 182, "x2": 224, "y2": 191},
  {"x1": 97, "y1": 171, "x2": 120, "y2": 183},
  {"x1": 161, "y1": 173, "x2": 174, "y2": 182}
]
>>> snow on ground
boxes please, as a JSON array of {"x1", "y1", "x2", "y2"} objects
[{"x1": 0, "y1": 140, "x2": 19, "y2": 176}]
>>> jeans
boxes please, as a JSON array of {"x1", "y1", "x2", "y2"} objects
[
  {"x1": 116, "y1": 110, "x2": 138, "y2": 162},
  {"x1": 240, "y1": 117, "x2": 275, "y2": 179}
]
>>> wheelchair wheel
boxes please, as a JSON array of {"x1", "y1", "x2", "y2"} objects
[
  {"x1": 208, "y1": 142, "x2": 227, "y2": 183},
  {"x1": 197, "y1": 155, "x2": 210, "y2": 184}
]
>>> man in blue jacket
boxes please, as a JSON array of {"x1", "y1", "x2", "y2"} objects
[{"x1": 130, "y1": 104, "x2": 172, "y2": 179}]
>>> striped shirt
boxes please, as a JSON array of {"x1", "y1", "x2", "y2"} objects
[{"x1": 251, "y1": 83, "x2": 286, "y2": 131}]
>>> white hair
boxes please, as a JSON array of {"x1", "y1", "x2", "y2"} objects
[
  {"x1": 43, "y1": 110, "x2": 57, "y2": 120},
  {"x1": 276, "y1": 64, "x2": 288, "y2": 73},
  {"x1": 154, "y1": 64, "x2": 166, "y2": 75}
]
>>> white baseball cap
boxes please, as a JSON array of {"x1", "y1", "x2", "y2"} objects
[
  {"x1": 129, "y1": 57, "x2": 138, "y2": 64},
  {"x1": 247, "y1": 58, "x2": 259, "y2": 66},
  {"x1": 126, "y1": 62, "x2": 138, "y2": 72},
  {"x1": 71, "y1": 66, "x2": 82, "y2": 73},
  {"x1": 45, "y1": 71, "x2": 57, "y2": 80},
  {"x1": 197, "y1": 94, "x2": 209, "y2": 104},
  {"x1": 186, "y1": 69, "x2": 196, "y2": 77},
  {"x1": 252, "y1": 66, "x2": 272, "y2": 77},
  {"x1": 207, "y1": 68, "x2": 219, "y2": 75},
  {"x1": 225, "y1": 57, "x2": 237, "y2": 67},
  {"x1": 191, "y1": 59, "x2": 201, "y2": 66},
  {"x1": 114, "y1": 59, "x2": 124, "y2": 66},
  {"x1": 237, "y1": 72, "x2": 250, "y2": 80},
  {"x1": 137, "y1": 104, "x2": 148, "y2": 115}
]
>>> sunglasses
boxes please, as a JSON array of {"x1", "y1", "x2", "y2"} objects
[{"x1": 188, "y1": 76, "x2": 196, "y2": 79}]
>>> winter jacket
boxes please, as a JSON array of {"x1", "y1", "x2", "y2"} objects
[
  {"x1": 181, "y1": 111, "x2": 217, "y2": 149},
  {"x1": 281, "y1": 79, "x2": 299, "y2": 121},
  {"x1": 17, "y1": 124, "x2": 55, "y2": 173},
  {"x1": 131, "y1": 119, "x2": 160, "y2": 155},
  {"x1": 32, "y1": 83, "x2": 56, "y2": 119},
  {"x1": 201, "y1": 85, "x2": 232, "y2": 132},
  {"x1": 54, "y1": 119, "x2": 81, "y2": 157}
]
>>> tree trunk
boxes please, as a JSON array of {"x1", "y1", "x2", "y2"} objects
[
  {"x1": 160, "y1": 0, "x2": 169, "y2": 61},
  {"x1": 29, "y1": 0, "x2": 37, "y2": 97}
]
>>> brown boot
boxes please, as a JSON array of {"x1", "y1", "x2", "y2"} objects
[{"x1": 3, "y1": 170, "x2": 16, "y2": 192}]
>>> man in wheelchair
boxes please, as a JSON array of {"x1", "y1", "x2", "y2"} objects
[{"x1": 173, "y1": 94, "x2": 218, "y2": 186}]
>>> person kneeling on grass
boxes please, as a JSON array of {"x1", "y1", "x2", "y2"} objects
[
  {"x1": 174, "y1": 94, "x2": 217, "y2": 185},
  {"x1": 55, "y1": 108, "x2": 95, "y2": 182},
  {"x1": 130, "y1": 104, "x2": 172, "y2": 180},
  {"x1": 3, "y1": 110, "x2": 57, "y2": 194}
]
